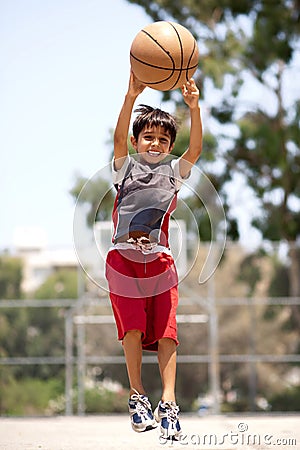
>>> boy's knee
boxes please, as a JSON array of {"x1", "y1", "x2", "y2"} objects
[
  {"x1": 158, "y1": 337, "x2": 176, "y2": 347},
  {"x1": 124, "y1": 329, "x2": 143, "y2": 339}
]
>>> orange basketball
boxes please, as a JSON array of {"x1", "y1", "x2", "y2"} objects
[{"x1": 130, "y1": 21, "x2": 199, "y2": 91}]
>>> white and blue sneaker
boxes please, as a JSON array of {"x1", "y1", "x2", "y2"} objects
[
  {"x1": 128, "y1": 390, "x2": 157, "y2": 433},
  {"x1": 154, "y1": 400, "x2": 182, "y2": 439}
]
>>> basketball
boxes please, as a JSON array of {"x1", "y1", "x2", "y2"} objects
[{"x1": 130, "y1": 21, "x2": 199, "y2": 91}]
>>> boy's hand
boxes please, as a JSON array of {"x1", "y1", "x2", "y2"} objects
[
  {"x1": 181, "y1": 78, "x2": 199, "y2": 109},
  {"x1": 128, "y1": 70, "x2": 146, "y2": 97}
]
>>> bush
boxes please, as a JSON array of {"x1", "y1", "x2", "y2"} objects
[
  {"x1": 84, "y1": 386, "x2": 128, "y2": 413},
  {"x1": 0, "y1": 376, "x2": 128, "y2": 416},
  {"x1": 0, "y1": 377, "x2": 63, "y2": 416},
  {"x1": 47, "y1": 384, "x2": 129, "y2": 415},
  {"x1": 269, "y1": 385, "x2": 300, "y2": 412}
]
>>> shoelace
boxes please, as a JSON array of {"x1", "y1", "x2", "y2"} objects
[
  {"x1": 130, "y1": 389, "x2": 152, "y2": 417},
  {"x1": 162, "y1": 401, "x2": 180, "y2": 423}
]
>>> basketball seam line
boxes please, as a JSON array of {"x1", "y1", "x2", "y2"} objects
[
  {"x1": 186, "y1": 40, "x2": 197, "y2": 83},
  {"x1": 131, "y1": 30, "x2": 177, "y2": 85},
  {"x1": 168, "y1": 22, "x2": 184, "y2": 89},
  {"x1": 129, "y1": 52, "x2": 198, "y2": 72}
]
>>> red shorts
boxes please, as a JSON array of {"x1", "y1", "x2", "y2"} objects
[{"x1": 105, "y1": 249, "x2": 179, "y2": 351}]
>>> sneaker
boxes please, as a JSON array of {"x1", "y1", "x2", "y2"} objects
[
  {"x1": 154, "y1": 400, "x2": 182, "y2": 439},
  {"x1": 128, "y1": 390, "x2": 157, "y2": 433}
]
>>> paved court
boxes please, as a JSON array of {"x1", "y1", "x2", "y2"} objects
[{"x1": 0, "y1": 414, "x2": 299, "y2": 450}]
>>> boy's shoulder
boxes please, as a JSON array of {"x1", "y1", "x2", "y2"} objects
[
  {"x1": 112, "y1": 154, "x2": 188, "y2": 192},
  {"x1": 126, "y1": 154, "x2": 180, "y2": 177},
  {"x1": 113, "y1": 154, "x2": 178, "y2": 173}
]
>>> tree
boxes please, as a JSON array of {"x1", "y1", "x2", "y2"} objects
[
  {"x1": 0, "y1": 255, "x2": 23, "y2": 299},
  {"x1": 70, "y1": 173, "x2": 114, "y2": 227},
  {"x1": 34, "y1": 268, "x2": 78, "y2": 300},
  {"x1": 0, "y1": 254, "x2": 26, "y2": 362},
  {"x1": 23, "y1": 269, "x2": 78, "y2": 378},
  {"x1": 0, "y1": 255, "x2": 29, "y2": 409}
]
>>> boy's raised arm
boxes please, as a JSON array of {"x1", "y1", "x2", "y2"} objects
[
  {"x1": 178, "y1": 78, "x2": 203, "y2": 178},
  {"x1": 114, "y1": 71, "x2": 146, "y2": 170}
]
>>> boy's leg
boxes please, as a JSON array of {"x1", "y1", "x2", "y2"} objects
[
  {"x1": 123, "y1": 329, "x2": 145, "y2": 396},
  {"x1": 123, "y1": 329, "x2": 157, "y2": 432},
  {"x1": 156, "y1": 337, "x2": 182, "y2": 438},
  {"x1": 157, "y1": 337, "x2": 177, "y2": 402}
]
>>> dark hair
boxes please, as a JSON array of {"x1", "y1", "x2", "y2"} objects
[{"x1": 132, "y1": 104, "x2": 178, "y2": 146}]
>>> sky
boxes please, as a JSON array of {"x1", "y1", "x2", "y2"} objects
[{"x1": 0, "y1": 0, "x2": 162, "y2": 250}]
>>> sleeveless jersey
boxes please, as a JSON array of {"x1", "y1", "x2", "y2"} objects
[{"x1": 111, "y1": 154, "x2": 187, "y2": 248}]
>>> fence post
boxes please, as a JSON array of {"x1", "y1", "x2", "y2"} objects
[
  {"x1": 77, "y1": 268, "x2": 86, "y2": 416},
  {"x1": 77, "y1": 316, "x2": 86, "y2": 415},
  {"x1": 65, "y1": 307, "x2": 74, "y2": 415},
  {"x1": 208, "y1": 244, "x2": 221, "y2": 414}
]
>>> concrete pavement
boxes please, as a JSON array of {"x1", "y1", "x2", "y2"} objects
[{"x1": 0, "y1": 414, "x2": 299, "y2": 450}]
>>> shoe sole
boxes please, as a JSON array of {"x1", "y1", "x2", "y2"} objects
[{"x1": 131, "y1": 421, "x2": 158, "y2": 433}]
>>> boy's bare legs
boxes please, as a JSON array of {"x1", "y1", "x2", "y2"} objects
[
  {"x1": 123, "y1": 333, "x2": 177, "y2": 400},
  {"x1": 157, "y1": 337, "x2": 177, "y2": 402},
  {"x1": 123, "y1": 329, "x2": 146, "y2": 396},
  {"x1": 156, "y1": 337, "x2": 181, "y2": 438},
  {"x1": 124, "y1": 329, "x2": 157, "y2": 432}
]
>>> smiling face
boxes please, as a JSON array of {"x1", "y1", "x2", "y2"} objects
[{"x1": 130, "y1": 125, "x2": 174, "y2": 163}]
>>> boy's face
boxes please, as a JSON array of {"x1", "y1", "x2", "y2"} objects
[{"x1": 130, "y1": 125, "x2": 174, "y2": 164}]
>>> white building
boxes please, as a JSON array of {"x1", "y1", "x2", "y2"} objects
[{"x1": 13, "y1": 227, "x2": 78, "y2": 293}]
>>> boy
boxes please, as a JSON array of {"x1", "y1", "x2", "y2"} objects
[{"x1": 105, "y1": 71, "x2": 202, "y2": 438}]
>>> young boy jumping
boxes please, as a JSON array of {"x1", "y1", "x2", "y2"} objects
[{"x1": 105, "y1": 70, "x2": 202, "y2": 439}]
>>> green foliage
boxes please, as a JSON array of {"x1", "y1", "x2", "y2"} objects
[
  {"x1": 23, "y1": 269, "x2": 78, "y2": 378},
  {"x1": 70, "y1": 174, "x2": 114, "y2": 227},
  {"x1": 264, "y1": 255, "x2": 300, "y2": 331},
  {"x1": 246, "y1": 1, "x2": 299, "y2": 72},
  {"x1": 0, "y1": 377, "x2": 63, "y2": 416},
  {"x1": 0, "y1": 255, "x2": 23, "y2": 299},
  {"x1": 269, "y1": 385, "x2": 300, "y2": 412},
  {"x1": 84, "y1": 387, "x2": 128, "y2": 414},
  {"x1": 172, "y1": 125, "x2": 190, "y2": 157},
  {"x1": 202, "y1": 132, "x2": 218, "y2": 162},
  {"x1": 34, "y1": 268, "x2": 78, "y2": 299},
  {"x1": 0, "y1": 308, "x2": 29, "y2": 359},
  {"x1": 48, "y1": 386, "x2": 129, "y2": 415},
  {"x1": 0, "y1": 268, "x2": 77, "y2": 383},
  {"x1": 268, "y1": 264, "x2": 289, "y2": 299},
  {"x1": 238, "y1": 254, "x2": 262, "y2": 297},
  {"x1": 0, "y1": 373, "x2": 128, "y2": 416}
]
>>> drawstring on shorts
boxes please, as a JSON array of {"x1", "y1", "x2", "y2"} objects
[{"x1": 126, "y1": 236, "x2": 158, "y2": 276}]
